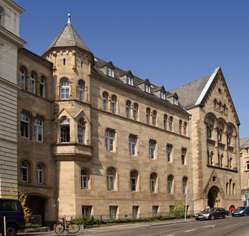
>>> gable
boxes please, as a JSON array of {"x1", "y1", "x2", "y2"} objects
[{"x1": 199, "y1": 68, "x2": 240, "y2": 126}]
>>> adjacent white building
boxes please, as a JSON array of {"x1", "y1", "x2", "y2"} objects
[{"x1": 0, "y1": 0, "x2": 24, "y2": 198}]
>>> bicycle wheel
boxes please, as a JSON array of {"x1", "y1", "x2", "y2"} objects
[
  {"x1": 68, "y1": 223, "x2": 80, "y2": 234},
  {"x1": 54, "y1": 223, "x2": 64, "y2": 234}
]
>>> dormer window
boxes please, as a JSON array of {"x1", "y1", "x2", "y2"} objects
[
  {"x1": 172, "y1": 96, "x2": 178, "y2": 105},
  {"x1": 160, "y1": 92, "x2": 166, "y2": 100},
  {"x1": 107, "y1": 67, "x2": 115, "y2": 78},
  {"x1": 145, "y1": 84, "x2": 151, "y2": 93},
  {"x1": 127, "y1": 76, "x2": 134, "y2": 86}
]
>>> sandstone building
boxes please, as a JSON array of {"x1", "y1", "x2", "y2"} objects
[
  {"x1": 240, "y1": 138, "x2": 249, "y2": 206},
  {"x1": 15, "y1": 15, "x2": 241, "y2": 223},
  {"x1": 0, "y1": 0, "x2": 24, "y2": 198}
]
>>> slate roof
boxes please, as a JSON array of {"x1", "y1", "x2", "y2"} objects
[
  {"x1": 46, "y1": 22, "x2": 91, "y2": 53},
  {"x1": 241, "y1": 138, "x2": 249, "y2": 149},
  {"x1": 171, "y1": 76, "x2": 210, "y2": 109}
]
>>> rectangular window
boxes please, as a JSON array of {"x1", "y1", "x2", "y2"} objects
[
  {"x1": 149, "y1": 139, "x2": 157, "y2": 160},
  {"x1": 105, "y1": 129, "x2": 116, "y2": 152},
  {"x1": 152, "y1": 206, "x2": 159, "y2": 217},
  {"x1": 20, "y1": 112, "x2": 30, "y2": 138},
  {"x1": 82, "y1": 206, "x2": 92, "y2": 217},
  {"x1": 169, "y1": 116, "x2": 173, "y2": 131},
  {"x1": 109, "y1": 206, "x2": 118, "y2": 220},
  {"x1": 129, "y1": 134, "x2": 137, "y2": 156},
  {"x1": 246, "y1": 161, "x2": 249, "y2": 171},
  {"x1": 34, "y1": 118, "x2": 44, "y2": 142},
  {"x1": 107, "y1": 68, "x2": 115, "y2": 78},
  {"x1": 132, "y1": 206, "x2": 139, "y2": 219},
  {"x1": 166, "y1": 144, "x2": 173, "y2": 162},
  {"x1": 107, "y1": 175, "x2": 114, "y2": 191}
]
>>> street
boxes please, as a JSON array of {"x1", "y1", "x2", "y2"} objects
[{"x1": 82, "y1": 216, "x2": 249, "y2": 236}]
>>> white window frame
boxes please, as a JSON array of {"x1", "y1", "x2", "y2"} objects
[
  {"x1": 80, "y1": 169, "x2": 89, "y2": 189},
  {"x1": 60, "y1": 79, "x2": 70, "y2": 100},
  {"x1": 34, "y1": 118, "x2": 44, "y2": 142},
  {"x1": 20, "y1": 112, "x2": 30, "y2": 138},
  {"x1": 105, "y1": 129, "x2": 116, "y2": 152}
]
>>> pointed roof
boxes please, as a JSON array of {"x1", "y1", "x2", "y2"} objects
[
  {"x1": 172, "y1": 76, "x2": 210, "y2": 109},
  {"x1": 46, "y1": 15, "x2": 91, "y2": 53}
]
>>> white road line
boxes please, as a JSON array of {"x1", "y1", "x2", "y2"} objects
[
  {"x1": 201, "y1": 224, "x2": 216, "y2": 228},
  {"x1": 184, "y1": 228, "x2": 197, "y2": 233}
]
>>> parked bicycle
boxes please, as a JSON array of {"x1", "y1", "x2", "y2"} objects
[{"x1": 54, "y1": 217, "x2": 80, "y2": 234}]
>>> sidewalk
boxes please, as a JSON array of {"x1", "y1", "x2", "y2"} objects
[{"x1": 17, "y1": 218, "x2": 194, "y2": 236}]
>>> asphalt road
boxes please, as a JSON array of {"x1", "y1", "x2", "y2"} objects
[{"x1": 82, "y1": 216, "x2": 249, "y2": 236}]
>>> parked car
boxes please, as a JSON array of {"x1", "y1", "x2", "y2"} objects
[
  {"x1": 0, "y1": 199, "x2": 25, "y2": 236},
  {"x1": 232, "y1": 206, "x2": 249, "y2": 217},
  {"x1": 195, "y1": 208, "x2": 227, "y2": 220}
]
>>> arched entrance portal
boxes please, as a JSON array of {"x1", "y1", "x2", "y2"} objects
[
  {"x1": 208, "y1": 186, "x2": 220, "y2": 208},
  {"x1": 26, "y1": 195, "x2": 47, "y2": 225}
]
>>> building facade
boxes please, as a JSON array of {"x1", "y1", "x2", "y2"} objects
[
  {"x1": 240, "y1": 138, "x2": 249, "y2": 206},
  {"x1": 16, "y1": 16, "x2": 241, "y2": 223},
  {"x1": 0, "y1": 0, "x2": 24, "y2": 198}
]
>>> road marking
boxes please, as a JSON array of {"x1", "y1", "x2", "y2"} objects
[
  {"x1": 201, "y1": 224, "x2": 216, "y2": 228},
  {"x1": 184, "y1": 228, "x2": 197, "y2": 233}
]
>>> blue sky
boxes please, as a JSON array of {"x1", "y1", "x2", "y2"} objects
[{"x1": 16, "y1": 0, "x2": 249, "y2": 137}]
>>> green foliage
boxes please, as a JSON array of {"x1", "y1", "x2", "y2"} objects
[{"x1": 72, "y1": 216, "x2": 101, "y2": 226}]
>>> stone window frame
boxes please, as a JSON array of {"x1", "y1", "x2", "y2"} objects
[
  {"x1": 150, "y1": 172, "x2": 158, "y2": 193},
  {"x1": 80, "y1": 168, "x2": 90, "y2": 190},
  {"x1": 149, "y1": 139, "x2": 157, "y2": 160},
  {"x1": 105, "y1": 128, "x2": 116, "y2": 152},
  {"x1": 36, "y1": 162, "x2": 46, "y2": 185},
  {"x1": 77, "y1": 79, "x2": 85, "y2": 101},
  {"x1": 106, "y1": 167, "x2": 117, "y2": 191},
  {"x1": 128, "y1": 134, "x2": 138, "y2": 157},
  {"x1": 167, "y1": 174, "x2": 174, "y2": 194},
  {"x1": 130, "y1": 169, "x2": 139, "y2": 192},
  {"x1": 60, "y1": 77, "x2": 70, "y2": 100}
]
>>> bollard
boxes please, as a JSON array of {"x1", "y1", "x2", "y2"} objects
[{"x1": 3, "y1": 216, "x2": 6, "y2": 236}]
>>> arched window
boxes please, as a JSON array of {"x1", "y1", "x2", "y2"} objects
[
  {"x1": 20, "y1": 112, "x2": 30, "y2": 138},
  {"x1": 106, "y1": 167, "x2": 116, "y2": 191},
  {"x1": 152, "y1": 110, "x2": 157, "y2": 126},
  {"x1": 232, "y1": 183, "x2": 235, "y2": 195},
  {"x1": 183, "y1": 122, "x2": 188, "y2": 136},
  {"x1": 179, "y1": 120, "x2": 182, "y2": 135},
  {"x1": 0, "y1": 6, "x2": 4, "y2": 26},
  {"x1": 205, "y1": 113, "x2": 216, "y2": 140},
  {"x1": 182, "y1": 176, "x2": 188, "y2": 195},
  {"x1": 36, "y1": 163, "x2": 45, "y2": 185},
  {"x1": 102, "y1": 92, "x2": 108, "y2": 111},
  {"x1": 226, "y1": 182, "x2": 229, "y2": 195},
  {"x1": 163, "y1": 114, "x2": 168, "y2": 130},
  {"x1": 229, "y1": 179, "x2": 232, "y2": 195},
  {"x1": 167, "y1": 175, "x2": 174, "y2": 194},
  {"x1": 133, "y1": 103, "x2": 138, "y2": 120},
  {"x1": 146, "y1": 108, "x2": 150, "y2": 124},
  {"x1": 60, "y1": 117, "x2": 70, "y2": 143},
  {"x1": 150, "y1": 172, "x2": 157, "y2": 193},
  {"x1": 60, "y1": 78, "x2": 70, "y2": 99},
  {"x1": 126, "y1": 100, "x2": 132, "y2": 118},
  {"x1": 81, "y1": 168, "x2": 90, "y2": 189},
  {"x1": 149, "y1": 139, "x2": 157, "y2": 160},
  {"x1": 40, "y1": 76, "x2": 46, "y2": 97},
  {"x1": 30, "y1": 71, "x2": 37, "y2": 94},
  {"x1": 169, "y1": 116, "x2": 173, "y2": 131},
  {"x1": 77, "y1": 80, "x2": 85, "y2": 101},
  {"x1": 20, "y1": 160, "x2": 31, "y2": 183},
  {"x1": 111, "y1": 95, "x2": 117, "y2": 114},
  {"x1": 78, "y1": 118, "x2": 85, "y2": 144},
  {"x1": 19, "y1": 66, "x2": 28, "y2": 90},
  {"x1": 34, "y1": 117, "x2": 44, "y2": 142},
  {"x1": 130, "y1": 170, "x2": 138, "y2": 192}
]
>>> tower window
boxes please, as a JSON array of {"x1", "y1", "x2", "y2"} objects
[{"x1": 63, "y1": 58, "x2": 66, "y2": 65}]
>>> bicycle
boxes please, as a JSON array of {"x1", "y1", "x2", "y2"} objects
[{"x1": 54, "y1": 217, "x2": 80, "y2": 234}]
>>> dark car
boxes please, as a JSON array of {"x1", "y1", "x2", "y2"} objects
[
  {"x1": 0, "y1": 199, "x2": 25, "y2": 236},
  {"x1": 232, "y1": 206, "x2": 249, "y2": 217},
  {"x1": 195, "y1": 208, "x2": 227, "y2": 220}
]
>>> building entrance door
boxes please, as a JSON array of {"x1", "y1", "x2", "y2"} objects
[{"x1": 207, "y1": 186, "x2": 220, "y2": 208}]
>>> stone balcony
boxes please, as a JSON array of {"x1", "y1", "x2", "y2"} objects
[{"x1": 53, "y1": 143, "x2": 93, "y2": 160}]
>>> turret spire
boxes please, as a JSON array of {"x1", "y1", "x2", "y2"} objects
[{"x1": 67, "y1": 13, "x2": 71, "y2": 24}]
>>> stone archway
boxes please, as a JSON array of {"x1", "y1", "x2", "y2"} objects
[{"x1": 208, "y1": 186, "x2": 220, "y2": 208}]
